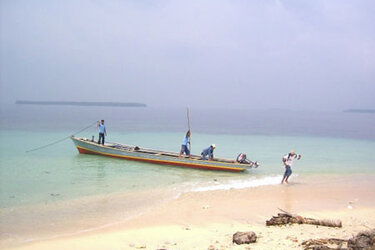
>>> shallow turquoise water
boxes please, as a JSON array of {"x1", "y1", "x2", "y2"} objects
[
  {"x1": 0, "y1": 105, "x2": 374, "y2": 246},
  {"x1": 1, "y1": 129, "x2": 374, "y2": 209}
]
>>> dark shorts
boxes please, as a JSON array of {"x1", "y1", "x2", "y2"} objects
[
  {"x1": 283, "y1": 165, "x2": 292, "y2": 178},
  {"x1": 180, "y1": 145, "x2": 190, "y2": 155}
]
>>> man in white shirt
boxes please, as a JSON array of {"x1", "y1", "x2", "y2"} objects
[{"x1": 281, "y1": 150, "x2": 301, "y2": 184}]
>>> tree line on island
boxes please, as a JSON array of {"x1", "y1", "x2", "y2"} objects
[{"x1": 15, "y1": 100, "x2": 147, "y2": 107}]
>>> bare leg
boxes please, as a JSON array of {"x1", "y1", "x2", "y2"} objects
[
  {"x1": 285, "y1": 176, "x2": 290, "y2": 184},
  {"x1": 281, "y1": 176, "x2": 286, "y2": 184},
  {"x1": 179, "y1": 146, "x2": 183, "y2": 158}
]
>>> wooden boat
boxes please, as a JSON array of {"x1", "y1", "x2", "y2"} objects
[{"x1": 71, "y1": 136, "x2": 256, "y2": 172}]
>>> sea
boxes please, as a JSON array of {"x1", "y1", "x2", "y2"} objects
[{"x1": 0, "y1": 104, "x2": 374, "y2": 247}]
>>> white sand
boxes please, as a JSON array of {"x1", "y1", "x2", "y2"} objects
[{"x1": 8, "y1": 175, "x2": 375, "y2": 250}]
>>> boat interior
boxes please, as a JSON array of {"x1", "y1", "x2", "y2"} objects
[{"x1": 76, "y1": 137, "x2": 238, "y2": 164}]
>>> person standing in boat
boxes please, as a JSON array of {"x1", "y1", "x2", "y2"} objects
[
  {"x1": 179, "y1": 130, "x2": 191, "y2": 158},
  {"x1": 97, "y1": 120, "x2": 107, "y2": 145},
  {"x1": 281, "y1": 150, "x2": 301, "y2": 184},
  {"x1": 201, "y1": 144, "x2": 216, "y2": 160}
]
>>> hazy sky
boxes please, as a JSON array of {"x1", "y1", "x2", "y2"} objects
[{"x1": 1, "y1": 0, "x2": 374, "y2": 111}]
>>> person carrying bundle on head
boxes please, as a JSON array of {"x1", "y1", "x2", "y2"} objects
[{"x1": 281, "y1": 150, "x2": 301, "y2": 184}]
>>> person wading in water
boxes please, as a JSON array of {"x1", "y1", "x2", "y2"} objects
[{"x1": 281, "y1": 150, "x2": 301, "y2": 184}]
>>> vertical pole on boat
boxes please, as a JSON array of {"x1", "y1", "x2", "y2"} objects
[{"x1": 187, "y1": 107, "x2": 191, "y2": 153}]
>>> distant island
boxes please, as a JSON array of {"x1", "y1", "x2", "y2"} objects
[
  {"x1": 16, "y1": 100, "x2": 147, "y2": 107},
  {"x1": 344, "y1": 109, "x2": 375, "y2": 114}
]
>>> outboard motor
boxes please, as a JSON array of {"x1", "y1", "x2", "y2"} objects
[
  {"x1": 236, "y1": 153, "x2": 248, "y2": 164},
  {"x1": 236, "y1": 153, "x2": 259, "y2": 168}
]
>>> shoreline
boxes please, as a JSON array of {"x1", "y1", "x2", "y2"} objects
[{"x1": 3, "y1": 174, "x2": 375, "y2": 249}]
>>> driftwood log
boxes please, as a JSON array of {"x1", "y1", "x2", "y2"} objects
[{"x1": 266, "y1": 213, "x2": 342, "y2": 228}]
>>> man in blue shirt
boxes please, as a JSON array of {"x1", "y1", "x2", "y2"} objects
[
  {"x1": 179, "y1": 130, "x2": 191, "y2": 158},
  {"x1": 97, "y1": 120, "x2": 107, "y2": 145},
  {"x1": 201, "y1": 144, "x2": 216, "y2": 160}
]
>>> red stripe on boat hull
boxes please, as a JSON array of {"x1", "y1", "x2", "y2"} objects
[{"x1": 76, "y1": 146, "x2": 243, "y2": 172}]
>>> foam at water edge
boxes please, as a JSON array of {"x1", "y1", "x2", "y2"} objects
[{"x1": 191, "y1": 175, "x2": 297, "y2": 192}]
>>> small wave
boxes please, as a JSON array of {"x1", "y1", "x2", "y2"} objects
[{"x1": 191, "y1": 175, "x2": 293, "y2": 192}]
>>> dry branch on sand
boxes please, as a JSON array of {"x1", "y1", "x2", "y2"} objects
[
  {"x1": 301, "y1": 229, "x2": 375, "y2": 250},
  {"x1": 302, "y1": 238, "x2": 348, "y2": 249}
]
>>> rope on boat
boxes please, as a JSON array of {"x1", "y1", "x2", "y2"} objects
[{"x1": 26, "y1": 121, "x2": 97, "y2": 153}]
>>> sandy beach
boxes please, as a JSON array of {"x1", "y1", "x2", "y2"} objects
[{"x1": 6, "y1": 174, "x2": 375, "y2": 250}]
